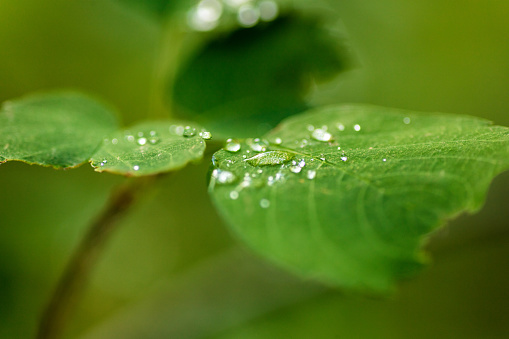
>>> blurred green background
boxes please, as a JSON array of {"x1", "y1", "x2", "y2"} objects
[{"x1": 0, "y1": 0, "x2": 508, "y2": 338}]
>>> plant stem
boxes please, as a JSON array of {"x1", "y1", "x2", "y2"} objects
[{"x1": 36, "y1": 176, "x2": 157, "y2": 339}]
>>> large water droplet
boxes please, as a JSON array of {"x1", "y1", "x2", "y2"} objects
[
  {"x1": 111, "y1": 138, "x2": 118, "y2": 145},
  {"x1": 245, "y1": 150, "x2": 294, "y2": 166},
  {"x1": 354, "y1": 124, "x2": 361, "y2": 132},
  {"x1": 126, "y1": 135, "x2": 135, "y2": 142},
  {"x1": 225, "y1": 138, "x2": 241, "y2": 152},
  {"x1": 183, "y1": 126, "x2": 197, "y2": 137},
  {"x1": 133, "y1": 165, "x2": 140, "y2": 171},
  {"x1": 229, "y1": 191, "x2": 239, "y2": 200},
  {"x1": 311, "y1": 128, "x2": 332, "y2": 142}
]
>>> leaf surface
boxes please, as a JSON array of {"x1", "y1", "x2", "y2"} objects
[
  {"x1": 0, "y1": 92, "x2": 118, "y2": 168},
  {"x1": 91, "y1": 121, "x2": 207, "y2": 176},
  {"x1": 208, "y1": 104, "x2": 509, "y2": 291}
]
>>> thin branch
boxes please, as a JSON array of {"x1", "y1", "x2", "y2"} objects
[{"x1": 36, "y1": 176, "x2": 158, "y2": 339}]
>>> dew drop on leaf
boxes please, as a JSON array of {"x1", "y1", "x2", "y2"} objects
[
  {"x1": 133, "y1": 165, "x2": 140, "y2": 171},
  {"x1": 137, "y1": 137, "x2": 147, "y2": 146},
  {"x1": 311, "y1": 128, "x2": 333, "y2": 142},
  {"x1": 225, "y1": 138, "x2": 241, "y2": 152},
  {"x1": 183, "y1": 126, "x2": 197, "y2": 137},
  {"x1": 247, "y1": 138, "x2": 269, "y2": 152},
  {"x1": 290, "y1": 164, "x2": 302, "y2": 173},
  {"x1": 244, "y1": 150, "x2": 294, "y2": 166},
  {"x1": 199, "y1": 130, "x2": 212, "y2": 140},
  {"x1": 229, "y1": 191, "x2": 239, "y2": 200},
  {"x1": 354, "y1": 124, "x2": 361, "y2": 132},
  {"x1": 212, "y1": 169, "x2": 236, "y2": 184}
]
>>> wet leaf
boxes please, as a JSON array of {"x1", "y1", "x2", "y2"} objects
[
  {"x1": 0, "y1": 92, "x2": 118, "y2": 168},
  {"x1": 91, "y1": 121, "x2": 207, "y2": 176},
  {"x1": 208, "y1": 104, "x2": 509, "y2": 291}
]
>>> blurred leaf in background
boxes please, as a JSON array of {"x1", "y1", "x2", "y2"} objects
[
  {"x1": 171, "y1": 11, "x2": 351, "y2": 137},
  {"x1": 0, "y1": 0, "x2": 508, "y2": 338}
]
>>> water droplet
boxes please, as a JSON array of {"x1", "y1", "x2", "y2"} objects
[
  {"x1": 103, "y1": 159, "x2": 107, "y2": 164},
  {"x1": 307, "y1": 124, "x2": 315, "y2": 132},
  {"x1": 337, "y1": 123, "x2": 345, "y2": 131},
  {"x1": 137, "y1": 132, "x2": 144, "y2": 137},
  {"x1": 126, "y1": 135, "x2": 135, "y2": 142},
  {"x1": 230, "y1": 191, "x2": 239, "y2": 200},
  {"x1": 247, "y1": 138, "x2": 269, "y2": 152},
  {"x1": 170, "y1": 125, "x2": 184, "y2": 136},
  {"x1": 307, "y1": 170, "x2": 316, "y2": 179},
  {"x1": 137, "y1": 137, "x2": 147, "y2": 146},
  {"x1": 273, "y1": 137, "x2": 282, "y2": 145},
  {"x1": 183, "y1": 126, "x2": 197, "y2": 137},
  {"x1": 112, "y1": 138, "x2": 118, "y2": 145},
  {"x1": 259, "y1": 1, "x2": 278, "y2": 21},
  {"x1": 298, "y1": 159, "x2": 306, "y2": 168},
  {"x1": 225, "y1": 138, "x2": 241, "y2": 152},
  {"x1": 290, "y1": 165, "x2": 302, "y2": 173},
  {"x1": 100, "y1": 162, "x2": 105, "y2": 167},
  {"x1": 133, "y1": 165, "x2": 140, "y2": 171},
  {"x1": 260, "y1": 199, "x2": 270, "y2": 209},
  {"x1": 341, "y1": 156, "x2": 348, "y2": 162},
  {"x1": 199, "y1": 130, "x2": 212, "y2": 140},
  {"x1": 212, "y1": 169, "x2": 236, "y2": 184},
  {"x1": 149, "y1": 137, "x2": 160, "y2": 145},
  {"x1": 150, "y1": 131, "x2": 157, "y2": 136},
  {"x1": 245, "y1": 150, "x2": 294, "y2": 166},
  {"x1": 403, "y1": 117, "x2": 411, "y2": 124},
  {"x1": 383, "y1": 158, "x2": 387, "y2": 162},
  {"x1": 311, "y1": 128, "x2": 332, "y2": 142},
  {"x1": 267, "y1": 176, "x2": 275, "y2": 186},
  {"x1": 354, "y1": 124, "x2": 361, "y2": 132}
]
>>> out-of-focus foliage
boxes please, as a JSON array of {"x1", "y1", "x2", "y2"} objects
[
  {"x1": 172, "y1": 14, "x2": 350, "y2": 137},
  {"x1": 0, "y1": 92, "x2": 118, "y2": 168},
  {"x1": 0, "y1": 0, "x2": 508, "y2": 338}
]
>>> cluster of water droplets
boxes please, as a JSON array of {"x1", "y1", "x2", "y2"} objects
[
  {"x1": 187, "y1": 0, "x2": 280, "y2": 32},
  {"x1": 96, "y1": 125, "x2": 211, "y2": 173}
]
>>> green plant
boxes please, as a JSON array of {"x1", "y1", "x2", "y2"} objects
[{"x1": 1, "y1": 1, "x2": 509, "y2": 338}]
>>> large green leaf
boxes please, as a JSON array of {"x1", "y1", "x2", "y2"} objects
[
  {"x1": 90, "y1": 121, "x2": 208, "y2": 176},
  {"x1": 0, "y1": 92, "x2": 118, "y2": 169},
  {"x1": 172, "y1": 14, "x2": 350, "y2": 137},
  {"x1": 208, "y1": 104, "x2": 509, "y2": 291}
]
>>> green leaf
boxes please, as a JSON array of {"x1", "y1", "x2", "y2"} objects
[
  {"x1": 0, "y1": 92, "x2": 118, "y2": 169},
  {"x1": 208, "y1": 104, "x2": 509, "y2": 291},
  {"x1": 115, "y1": 0, "x2": 192, "y2": 19},
  {"x1": 90, "y1": 121, "x2": 207, "y2": 176},
  {"x1": 172, "y1": 14, "x2": 350, "y2": 137}
]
